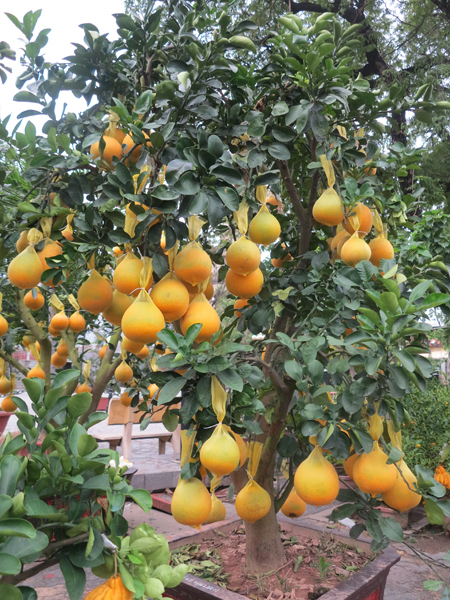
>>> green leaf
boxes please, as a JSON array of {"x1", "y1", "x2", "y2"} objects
[
  {"x1": 185, "y1": 324, "x2": 202, "y2": 347},
  {"x1": 229, "y1": 35, "x2": 257, "y2": 53},
  {"x1": 378, "y1": 516, "x2": 404, "y2": 542},
  {"x1": 208, "y1": 135, "x2": 224, "y2": 158},
  {"x1": 420, "y1": 293, "x2": 450, "y2": 310},
  {"x1": 77, "y1": 433, "x2": 98, "y2": 457},
  {"x1": 423, "y1": 581, "x2": 444, "y2": 592},
  {"x1": 387, "y1": 447, "x2": 404, "y2": 465},
  {"x1": 129, "y1": 489, "x2": 153, "y2": 512},
  {"x1": 53, "y1": 369, "x2": 81, "y2": 389},
  {"x1": 424, "y1": 498, "x2": 445, "y2": 525},
  {"x1": 157, "y1": 378, "x2": 187, "y2": 405},
  {"x1": 217, "y1": 368, "x2": 244, "y2": 391},
  {"x1": 0, "y1": 454, "x2": 22, "y2": 496},
  {"x1": 0, "y1": 518, "x2": 36, "y2": 538},
  {"x1": 0, "y1": 495, "x2": 13, "y2": 519},
  {"x1": 60, "y1": 557, "x2": 86, "y2": 600},
  {"x1": 268, "y1": 143, "x2": 291, "y2": 160},
  {"x1": 162, "y1": 410, "x2": 179, "y2": 432},
  {"x1": 3, "y1": 530, "x2": 49, "y2": 562},
  {"x1": 173, "y1": 171, "x2": 200, "y2": 195},
  {"x1": 272, "y1": 101, "x2": 289, "y2": 116},
  {"x1": 211, "y1": 166, "x2": 244, "y2": 186},
  {"x1": 414, "y1": 355, "x2": 433, "y2": 378},
  {"x1": 67, "y1": 393, "x2": 92, "y2": 419},
  {"x1": 392, "y1": 349, "x2": 415, "y2": 373},
  {"x1": 407, "y1": 280, "x2": 431, "y2": 306},
  {"x1": 0, "y1": 584, "x2": 22, "y2": 600},
  {"x1": 22, "y1": 377, "x2": 44, "y2": 403},
  {"x1": 82, "y1": 474, "x2": 110, "y2": 491},
  {"x1": 157, "y1": 329, "x2": 179, "y2": 350},
  {"x1": 135, "y1": 90, "x2": 153, "y2": 113},
  {"x1": 285, "y1": 361, "x2": 303, "y2": 381},
  {"x1": 216, "y1": 186, "x2": 239, "y2": 211},
  {"x1": 0, "y1": 553, "x2": 21, "y2": 575}
]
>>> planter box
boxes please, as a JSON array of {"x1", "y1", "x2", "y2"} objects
[
  {"x1": 164, "y1": 518, "x2": 400, "y2": 600},
  {"x1": 0, "y1": 411, "x2": 11, "y2": 435}
]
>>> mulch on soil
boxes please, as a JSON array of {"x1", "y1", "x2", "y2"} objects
[{"x1": 171, "y1": 526, "x2": 375, "y2": 600}]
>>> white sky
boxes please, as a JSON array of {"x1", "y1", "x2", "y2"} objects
[{"x1": 0, "y1": 0, "x2": 125, "y2": 126}]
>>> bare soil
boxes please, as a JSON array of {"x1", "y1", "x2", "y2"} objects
[{"x1": 171, "y1": 526, "x2": 374, "y2": 600}]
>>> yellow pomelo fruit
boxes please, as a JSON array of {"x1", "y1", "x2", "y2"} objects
[
  {"x1": 102, "y1": 289, "x2": 134, "y2": 326},
  {"x1": 50, "y1": 313, "x2": 69, "y2": 332},
  {"x1": 136, "y1": 345, "x2": 150, "y2": 359},
  {"x1": 343, "y1": 452, "x2": 360, "y2": 480},
  {"x1": 113, "y1": 254, "x2": 152, "y2": 297},
  {"x1": 27, "y1": 365, "x2": 46, "y2": 379},
  {"x1": 38, "y1": 240, "x2": 63, "y2": 286},
  {"x1": 340, "y1": 236, "x2": 371, "y2": 267},
  {"x1": 1, "y1": 395, "x2": 18, "y2": 412},
  {"x1": 122, "y1": 336, "x2": 144, "y2": 354},
  {"x1": 120, "y1": 391, "x2": 133, "y2": 407},
  {"x1": 99, "y1": 345, "x2": 108, "y2": 360},
  {"x1": 294, "y1": 446, "x2": 339, "y2": 506},
  {"x1": 8, "y1": 249, "x2": 43, "y2": 290},
  {"x1": 76, "y1": 382, "x2": 92, "y2": 393},
  {"x1": 248, "y1": 211, "x2": 281, "y2": 246},
  {"x1": 0, "y1": 315, "x2": 8, "y2": 337},
  {"x1": 68, "y1": 311, "x2": 86, "y2": 333},
  {"x1": 200, "y1": 426, "x2": 240, "y2": 477},
  {"x1": 281, "y1": 490, "x2": 306, "y2": 518},
  {"x1": 56, "y1": 339, "x2": 69, "y2": 356},
  {"x1": 226, "y1": 236, "x2": 261, "y2": 275},
  {"x1": 352, "y1": 442, "x2": 396, "y2": 496},
  {"x1": 78, "y1": 271, "x2": 113, "y2": 314},
  {"x1": 24, "y1": 289, "x2": 44, "y2": 310},
  {"x1": 343, "y1": 203, "x2": 373, "y2": 237},
  {"x1": 205, "y1": 493, "x2": 227, "y2": 524},
  {"x1": 369, "y1": 238, "x2": 394, "y2": 268},
  {"x1": 115, "y1": 361, "x2": 133, "y2": 383},
  {"x1": 121, "y1": 296, "x2": 166, "y2": 345},
  {"x1": 90, "y1": 136, "x2": 122, "y2": 170},
  {"x1": 171, "y1": 477, "x2": 212, "y2": 528},
  {"x1": 16, "y1": 230, "x2": 30, "y2": 253},
  {"x1": 336, "y1": 234, "x2": 351, "y2": 259},
  {"x1": 51, "y1": 352, "x2": 67, "y2": 368},
  {"x1": 312, "y1": 188, "x2": 344, "y2": 226},
  {"x1": 180, "y1": 296, "x2": 220, "y2": 343},
  {"x1": 225, "y1": 268, "x2": 263, "y2": 299},
  {"x1": 174, "y1": 243, "x2": 212, "y2": 286},
  {"x1": 381, "y1": 460, "x2": 421, "y2": 512},
  {"x1": 330, "y1": 230, "x2": 350, "y2": 256},
  {"x1": 204, "y1": 281, "x2": 214, "y2": 300},
  {"x1": 234, "y1": 298, "x2": 249, "y2": 317},
  {"x1": 122, "y1": 132, "x2": 150, "y2": 164},
  {"x1": 224, "y1": 426, "x2": 247, "y2": 467},
  {"x1": 151, "y1": 277, "x2": 190, "y2": 322},
  {"x1": 0, "y1": 376, "x2": 12, "y2": 395},
  {"x1": 235, "y1": 480, "x2": 271, "y2": 523}
]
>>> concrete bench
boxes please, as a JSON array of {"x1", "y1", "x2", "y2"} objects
[{"x1": 91, "y1": 398, "x2": 181, "y2": 459}]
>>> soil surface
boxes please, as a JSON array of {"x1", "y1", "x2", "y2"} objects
[{"x1": 171, "y1": 526, "x2": 374, "y2": 600}]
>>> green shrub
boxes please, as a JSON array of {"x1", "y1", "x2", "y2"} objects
[{"x1": 402, "y1": 380, "x2": 450, "y2": 470}]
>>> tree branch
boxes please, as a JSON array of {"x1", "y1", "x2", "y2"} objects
[
  {"x1": 277, "y1": 160, "x2": 306, "y2": 223},
  {"x1": 0, "y1": 349, "x2": 29, "y2": 376}
]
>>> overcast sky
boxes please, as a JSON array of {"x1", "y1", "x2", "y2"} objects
[{"x1": 0, "y1": 0, "x2": 125, "y2": 127}]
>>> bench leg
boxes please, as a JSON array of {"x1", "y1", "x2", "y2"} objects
[
  {"x1": 110, "y1": 440, "x2": 120, "y2": 452},
  {"x1": 171, "y1": 425, "x2": 181, "y2": 455},
  {"x1": 158, "y1": 438, "x2": 166, "y2": 454}
]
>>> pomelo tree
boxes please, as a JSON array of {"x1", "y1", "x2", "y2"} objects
[{"x1": 2, "y1": 2, "x2": 450, "y2": 594}]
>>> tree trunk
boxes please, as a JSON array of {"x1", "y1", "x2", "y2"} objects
[
  {"x1": 242, "y1": 385, "x2": 295, "y2": 572},
  {"x1": 245, "y1": 499, "x2": 286, "y2": 572}
]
